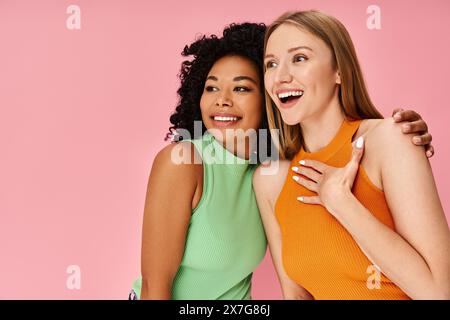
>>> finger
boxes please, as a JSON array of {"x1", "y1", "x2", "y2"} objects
[
  {"x1": 347, "y1": 137, "x2": 365, "y2": 183},
  {"x1": 402, "y1": 119, "x2": 428, "y2": 134},
  {"x1": 293, "y1": 175, "x2": 318, "y2": 192},
  {"x1": 394, "y1": 109, "x2": 421, "y2": 123},
  {"x1": 297, "y1": 196, "x2": 322, "y2": 205},
  {"x1": 426, "y1": 144, "x2": 434, "y2": 158},
  {"x1": 299, "y1": 159, "x2": 328, "y2": 174},
  {"x1": 392, "y1": 108, "x2": 404, "y2": 118},
  {"x1": 352, "y1": 137, "x2": 365, "y2": 163},
  {"x1": 292, "y1": 166, "x2": 322, "y2": 182},
  {"x1": 412, "y1": 133, "x2": 432, "y2": 146}
]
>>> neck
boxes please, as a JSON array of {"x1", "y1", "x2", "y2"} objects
[
  {"x1": 221, "y1": 134, "x2": 254, "y2": 161},
  {"x1": 300, "y1": 97, "x2": 345, "y2": 153}
]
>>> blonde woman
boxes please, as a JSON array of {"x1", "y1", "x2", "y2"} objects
[{"x1": 253, "y1": 11, "x2": 450, "y2": 300}]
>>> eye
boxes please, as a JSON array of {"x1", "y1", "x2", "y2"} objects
[
  {"x1": 293, "y1": 55, "x2": 308, "y2": 63},
  {"x1": 234, "y1": 86, "x2": 251, "y2": 92},
  {"x1": 265, "y1": 60, "x2": 277, "y2": 69},
  {"x1": 205, "y1": 86, "x2": 218, "y2": 92}
]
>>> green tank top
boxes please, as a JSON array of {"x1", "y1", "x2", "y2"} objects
[{"x1": 131, "y1": 132, "x2": 267, "y2": 299}]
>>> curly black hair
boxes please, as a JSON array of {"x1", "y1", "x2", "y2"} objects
[{"x1": 165, "y1": 22, "x2": 268, "y2": 143}]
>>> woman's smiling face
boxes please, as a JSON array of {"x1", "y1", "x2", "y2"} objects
[
  {"x1": 264, "y1": 23, "x2": 341, "y2": 126},
  {"x1": 200, "y1": 55, "x2": 263, "y2": 143}
]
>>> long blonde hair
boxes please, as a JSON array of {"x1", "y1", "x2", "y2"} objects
[{"x1": 264, "y1": 10, "x2": 383, "y2": 160}]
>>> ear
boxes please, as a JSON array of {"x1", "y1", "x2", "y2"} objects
[{"x1": 335, "y1": 70, "x2": 341, "y2": 84}]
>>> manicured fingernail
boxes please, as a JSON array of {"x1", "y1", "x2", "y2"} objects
[
  {"x1": 299, "y1": 160, "x2": 306, "y2": 165},
  {"x1": 403, "y1": 124, "x2": 410, "y2": 132},
  {"x1": 413, "y1": 137, "x2": 421, "y2": 144},
  {"x1": 427, "y1": 151, "x2": 432, "y2": 157},
  {"x1": 293, "y1": 175, "x2": 299, "y2": 182},
  {"x1": 356, "y1": 136, "x2": 364, "y2": 149},
  {"x1": 394, "y1": 113, "x2": 401, "y2": 120},
  {"x1": 292, "y1": 166, "x2": 299, "y2": 172},
  {"x1": 297, "y1": 196, "x2": 304, "y2": 202}
]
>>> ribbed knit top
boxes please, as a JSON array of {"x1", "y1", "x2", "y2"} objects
[
  {"x1": 275, "y1": 119, "x2": 410, "y2": 300},
  {"x1": 132, "y1": 132, "x2": 267, "y2": 299}
]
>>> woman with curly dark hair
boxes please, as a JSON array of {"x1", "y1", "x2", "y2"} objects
[
  {"x1": 129, "y1": 22, "x2": 434, "y2": 300},
  {"x1": 130, "y1": 23, "x2": 269, "y2": 300}
]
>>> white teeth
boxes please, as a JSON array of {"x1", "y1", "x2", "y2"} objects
[
  {"x1": 213, "y1": 116, "x2": 239, "y2": 122},
  {"x1": 277, "y1": 90, "x2": 304, "y2": 99}
]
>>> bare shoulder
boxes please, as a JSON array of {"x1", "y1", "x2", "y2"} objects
[
  {"x1": 253, "y1": 159, "x2": 291, "y2": 208},
  {"x1": 154, "y1": 140, "x2": 202, "y2": 165},
  {"x1": 253, "y1": 159, "x2": 291, "y2": 192},
  {"x1": 354, "y1": 118, "x2": 413, "y2": 151},
  {"x1": 355, "y1": 119, "x2": 383, "y2": 138},
  {"x1": 364, "y1": 118, "x2": 417, "y2": 150},
  {"x1": 150, "y1": 141, "x2": 203, "y2": 185},
  {"x1": 360, "y1": 118, "x2": 426, "y2": 170}
]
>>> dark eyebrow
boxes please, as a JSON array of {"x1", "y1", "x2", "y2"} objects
[
  {"x1": 233, "y1": 76, "x2": 258, "y2": 85},
  {"x1": 264, "y1": 46, "x2": 313, "y2": 59},
  {"x1": 206, "y1": 75, "x2": 258, "y2": 85}
]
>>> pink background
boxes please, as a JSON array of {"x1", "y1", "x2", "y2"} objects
[{"x1": 0, "y1": 0, "x2": 449, "y2": 299}]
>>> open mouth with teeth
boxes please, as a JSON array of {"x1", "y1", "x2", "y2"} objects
[
  {"x1": 278, "y1": 90, "x2": 304, "y2": 105},
  {"x1": 210, "y1": 115, "x2": 243, "y2": 127}
]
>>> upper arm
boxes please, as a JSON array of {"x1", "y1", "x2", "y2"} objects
[
  {"x1": 141, "y1": 142, "x2": 202, "y2": 297},
  {"x1": 253, "y1": 161, "x2": 314, "y2": 300},
  {"x1": 374, "y1": 119, "x2": 450, "y2": 286}
]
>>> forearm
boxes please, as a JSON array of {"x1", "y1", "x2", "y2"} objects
[
  {"x1": 140, "y1": 276, "x2": 172, "y2": 300},
  {"x1": 330, "y1": 192, "x2": 446, "y2": 299}
]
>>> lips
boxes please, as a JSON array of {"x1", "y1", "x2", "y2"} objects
[
  {"x1": 275, "y1": 89, "x2": 304, "y2": 109},
  {"x1": 210, "y1": 113, "x2": 243, "y2": 128}
]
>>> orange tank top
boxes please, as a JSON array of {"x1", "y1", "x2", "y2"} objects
[{"x1": 275, "y1": 119, "x2": 410, "y2": 300}]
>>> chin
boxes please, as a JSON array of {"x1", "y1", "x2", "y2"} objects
[{"x1": 279, "y1": 111, "x2": 303, "y2": 126}]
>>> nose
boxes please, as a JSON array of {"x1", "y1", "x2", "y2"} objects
[
  {"x1": 215, "y1": 90, "x2": 233, "y2": 107},
  {"x1": 274, "y1": 60, "x2": 293, "y2": 84}
]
